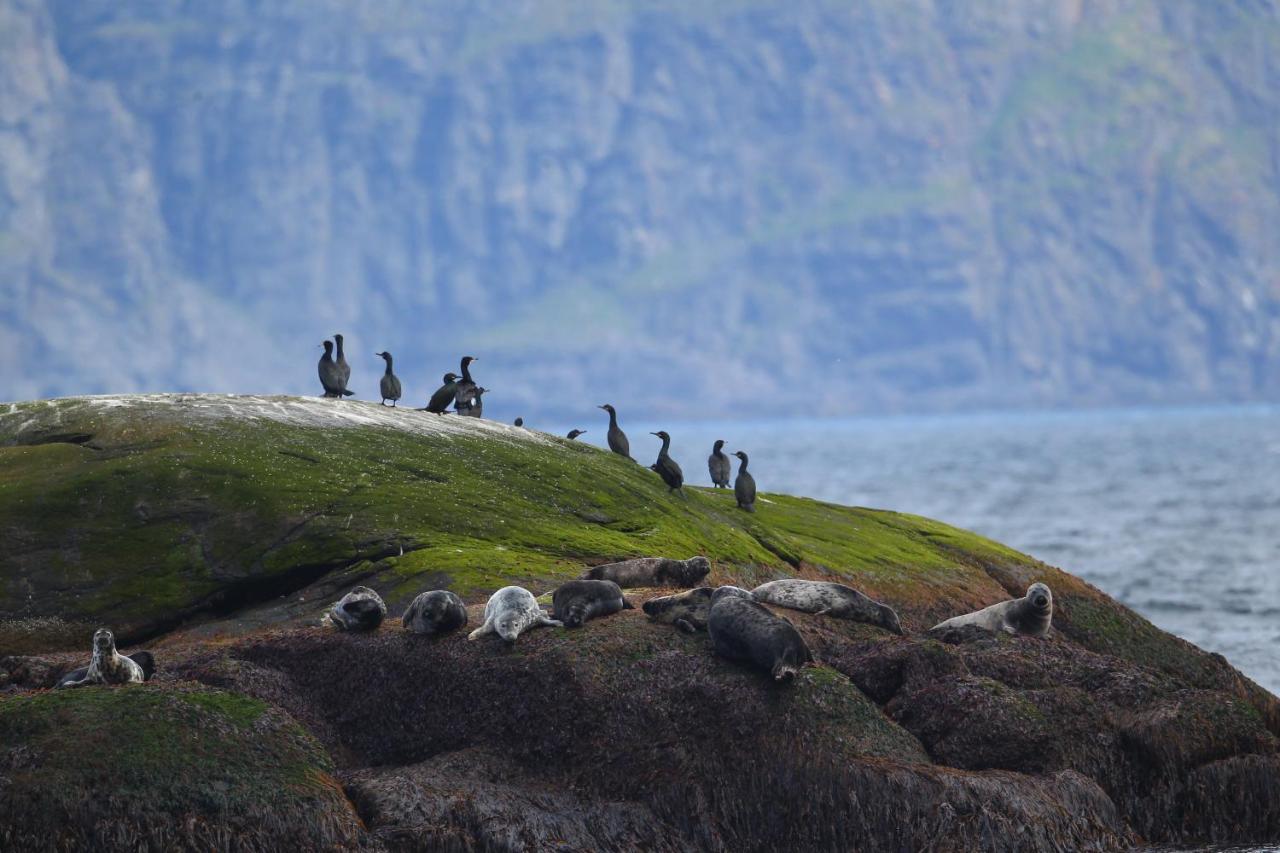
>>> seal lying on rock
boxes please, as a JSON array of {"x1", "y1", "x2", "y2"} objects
[
  {"x1": 580, "y1": 555, "x2": 711, "y2": 588},
  {"x1": 930, "y1": 582, "x2": 1053, "y2": 637},
  {"x1": 751, "y1": 579, "x2": 904, "y2": 635},
  {"x1": 468, "y1": 586, "x2": 562, "y2": 643},
  {"x1": 643, "y1": 585, "x2": 751, "y2": 633},
  {"x1": 551, "y1": 580, "x2": 633, "y2": 628},
  {"x1": 324, "y1": 586, "x2": 387, "y2": 632},
  {"x1": 707, "y1": 596, "x2": 812, "y2": 682},
  {"x1": 56, "y1": 628, "x2": 146, "y2": 688},
  {"x1": 402, "y1": 590, "x2": 468, "y2": 636}
]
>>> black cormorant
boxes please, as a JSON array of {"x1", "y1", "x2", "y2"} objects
[
  {"x1": 424, "y1": 372, "x2": 459, "y2": 414},
  {"x1": 376, "y1": 352, "x2": 402, "y2": 406},
  {"x1": 514, "y1": 417, "x2": 524, "y2": 427},
  {"x1": 333, "y1": 333, "x2": 352, "y2": 391},
  {"x1": 454, "y1": 356, "x2": 480, "y2": 415},
  {"x1": 566, "y1": 429, "x2": 587, "y2": 440},
  {"x1": 708, "y1": 439, "x2": 730, "y2": 488},
  {"x1": 733, "y1": 451, "x2": 756, "y2": 512},
  {"x1": 650, "y1": 430, "x2": 684, "y2": 493},
  {"x1": 598, "y1": 404, "x2": 632, "y2": 460},
  {"x1": 318, "y1": 340, "x2": 354, "y2": 397}
]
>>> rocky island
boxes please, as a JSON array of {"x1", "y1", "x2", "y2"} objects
[{"x1": 2, "y1": 395, "x2": 1277, "y2": 851}]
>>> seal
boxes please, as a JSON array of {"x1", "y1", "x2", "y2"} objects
[
  {"x1": 468, "y1": 585, "x2": 563, "y2": 643},
  {"x1": 56, "y1": 628, "x2": 145, "y2": 688},
  {"x1": 580, "y1": 555, "x2": 711, "y2": 588},
  {"x1": 324, "y1": 586, "x2": 387, "y2": 632},
  {"x1": 642, "y1": 585, "x2": 752, "y2": 633},
  {"x1": 708, "y1": 596, "x2": 812, "y2": 683},
  {"x1": 930, "y1": 582, "x2": 1053, "y2": 637},
  {"x1": 57, "y1": 650, "x2": 155, "y2": 688},
  {"x1": 751, "y1": 579, "x2": 904, "y2": 635},
  {"x1": 402, "y1": 590, "x2": 469, "y2": 637},
  {"x1": 551, "y1": 579, "x2": 633, "y2": 628}
]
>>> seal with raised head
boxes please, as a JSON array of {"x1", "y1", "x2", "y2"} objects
[
  {"x1": 402, "y1": 590, "x2": 469, "y2": 637},
  {"x1": 468, "y1": 586, "x2": 562, "y2": 643},
  {"x1": 56, "y1": 628, "x2": 146, "y2": 688},
  {"x1": 551, "y1": 579, "x2": 633, "y2": 628},
  {"x1": 580, "y1": 555, "x2": 711, "y2": 588},
  {"x1": 752, "y1": 579, "x2": 904, "y2": 635},
  {"x1": 708, "y1": 596, "x2": 812, "y2": 683},
  {"x1": 325, "y1": 586, "x2": 387, "y2": 632},
  {"x1": 930, "y1": 582, "x2": 1053, "y2": 637}
]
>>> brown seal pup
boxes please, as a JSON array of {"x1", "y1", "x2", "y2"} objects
[
  {"x1": 56, "y1": 628, "x2": 146, "y2": 688},
  {"x1": 551, "y1": 579, "x2": 633, "y2": 628},
  {"x1": 930, "y1": 582, "x2": 1053, "y2": 637},
  {"x1": 708, "y1": 596, "x2": 812, "y2": 683},
  {"x1": 402, "y1": 590, "x2": 469, "y2": 636},
  {"x1": 751, "y1": 579, "x2": 903, "y2": 635},
  {"x1": 580, "y1": 555, "x2": 711, "y2": 588}
]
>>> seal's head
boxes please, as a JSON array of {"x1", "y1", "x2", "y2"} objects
[
  {"x1": 710, "y1": 585, "x2": 752, "y2": 606},
  {"x1": 679, "y1": 556, "x2": 712, "y2": 585},
  {"x1": 1027, "y1": 583, "x2": 1052, "y2": 613},
  {"x1": 494, "y1": 613, "x2": 523, "y2": 643},
  {"x1": 92, "y1": 628, "x2": 116, "y2": 655},
  {"x1": 878, "y1": 603, "x2": 905, "y2": 636},
  {"x1": 643, "y1": 587, "x2": 713, "y2": 633},
  {"x1": 560, "y1": 603, "x2": 587, "y2": 629}
]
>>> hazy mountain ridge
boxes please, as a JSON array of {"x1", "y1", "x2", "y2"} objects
[{"x1": 3, "y1": 0, "x2": 1279, "y2": 417}]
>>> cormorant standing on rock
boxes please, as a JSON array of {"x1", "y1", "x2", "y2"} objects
[
  {"x1": 650, "y1": 431, "x2": 684, "y2": 493},
  {"x1": 424, "y1": 373, "x2": 459, "y2": 414},
  {"x1": 334, "y1": 333, "x2": 352, "y2": 391},
  {"x1": 376, "y1": 352, "x2": 402, "y2": 406},
  {"x1": 514, "y1": 417, "x2": 524, "y2": 427},
  {"x1": 567, "y1": 429, "x2": 587, "y2": 440},
  {"x1": 318, "y1": 341, "x2": 354, "y2": 397},
  {"x1": 454, "y1": 356, "x2": 480, "y2": 416},
  {"x1": 598, "y1": 404, "x2": 632, "y2": 460},
  {"x1": 733, "y1": 451, "x2": 756, "y2": 512},
  {"x1": 708, "y1": 439, "x2": 730, "y2": 488}
]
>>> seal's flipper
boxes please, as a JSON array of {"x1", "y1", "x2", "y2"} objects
[
  {"x1": 55, "y1": 666, "x2": 90, "y2": 689},
  {"x1": 675, "y1": 618, "x2": 698, "y2": 634},
  {"x1": 622, "y1": 597, "x2": 635, "y2": 610},
  {"x1": 467, "y1": 619, "x2": 494, "y2": 640}
]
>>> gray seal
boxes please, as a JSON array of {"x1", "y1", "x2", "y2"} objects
[
  {"x1": 580, "y1": 555, "x2": 711, "y2": 588},
  {"x1": 642, "y1": 585, "x2": 752, "y2": 633},
  {"x1": 468, "y1": 586, "x2": 562, "y2": 643},
  {"x1": 551, "y1": 579, "x2": 633, "y2": 628},
  {"x1": 751, "y1": 579, "x2": 903, "y2": 635},
  {"x1": 325, "y1": 586, "x2": 388, "y2": 632},
  {"x1": 56, "y1": 628, "x2": 146, "y2": 688},
  {"x1": 708, "y1": 596, "x2": 812, "y2": 683},
  {"x1": 402, "y1": 590, "x2": 468, "y2": 636},
  {"x1": 930, "y1": 582, "x2": 1053, "y2": 637}
]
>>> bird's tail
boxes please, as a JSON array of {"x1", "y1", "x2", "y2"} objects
[{"x1": 341, "y1": 389, "x2": 355, "y2": 397}]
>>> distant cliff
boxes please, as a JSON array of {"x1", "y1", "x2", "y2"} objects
[{"x1": 3, "y1": 0, "x2": 1279, "y2": 417}]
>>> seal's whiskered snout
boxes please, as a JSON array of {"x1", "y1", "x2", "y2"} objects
[{"x1": 1033, "y1": 594, "x2": 1049, "y2": 608}]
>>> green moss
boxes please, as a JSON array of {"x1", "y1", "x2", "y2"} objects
[{"x1": 784, "y1": 665, "x2": 931, "y2": 764}]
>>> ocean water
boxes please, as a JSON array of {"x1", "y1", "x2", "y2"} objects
[{"x1": 569, "y1": 405, "x2": 1280, "y2": 695}]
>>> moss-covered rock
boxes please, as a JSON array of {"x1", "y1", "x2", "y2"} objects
[{"x1": 0, "y1": 684, "x2": 366, "y2": 851}]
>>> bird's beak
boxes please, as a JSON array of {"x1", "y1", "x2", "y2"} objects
[
  {"x1": 597, "y1": 405, "x2": 606, "y2": 409},
  {"x1": 649, "y1": 432, "x2": 660, "y2": 436}
]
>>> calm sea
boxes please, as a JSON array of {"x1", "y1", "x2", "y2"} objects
[{"x1": 566, "y1": 405, "x2": 1280, "y2": 696}]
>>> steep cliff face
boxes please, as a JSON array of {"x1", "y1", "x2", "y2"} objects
[{"x1": 4, "y1": 0, "x2": 1280, "y2": 415}]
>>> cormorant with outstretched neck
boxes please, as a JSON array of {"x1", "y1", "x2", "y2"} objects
[
  {"x1": 598, "y1": 404, "x2": 632, "y2": 460},
  {"x1": 650, "y1": 430, "x2": 684, "y2": 493},
  {"x1": 376, "y1": 352, "x2": 402, "y2": 406},
  {"x1": 334, "y1": 333, "x2": 352, "y2": 392},
  {"x1": 733, "y1": 451, "x2": 756, "y2": 512},
  {"x1": 424, "y1": 372, "x2": 459, "y2": 414},
  {"x1": 318, "y1": 340, "x2": 354, "y2": 397},
  {"x1": 566, "y1": 429, "x2": 587, "y2": 440},
  {"x1": 454, "y1": 356, "x2": 480, "y2": 416},
  {"x1": 708, "y1": 439, "x2": 731, "y2": 488}
]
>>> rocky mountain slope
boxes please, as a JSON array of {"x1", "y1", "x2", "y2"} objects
[
  {"x1": 4, "y1": 1, "x2": 1280, "y2": 416},
  {"x1": 1, "y1": 394, "x2": 1278, "y2": 850}
]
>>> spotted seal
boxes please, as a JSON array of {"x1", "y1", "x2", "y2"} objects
[
  {"x1": 708, "y1": 595, "x2": 812, "y2": 682},
  {"x1": 751, "y1": 579, "x2": 903, "y2": 635},
  {"x1": 930, "y1": 582, "x2": 1053, "y2": 637},
  {"x1": 579, "y1": 555, "x2": 711, "y2": 588},
  {"x1": 551, "y1": 579, "x2": 633, "y2": 628},
  {"x1": 402, "y1": 590, "x2": 469, "y2": 636},
  {"x1": 324, "y1": 586, "x2": 387, "y2": 631},
  {"x1": 56, "y1": 628, "x2": 146, "y2": 688},
  {"x1": 468, "y1": 586, "x2": 562, "y2": 643}
]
